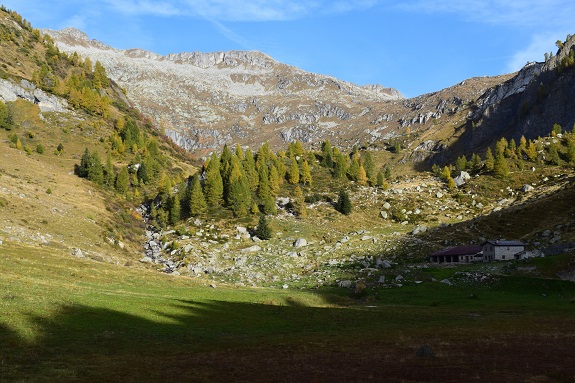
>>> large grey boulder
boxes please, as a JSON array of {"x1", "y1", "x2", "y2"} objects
[
  {"x1": 293, "y1": 238, "x2": 307, "y2": 248},
  {"x1": 453, "y1": 171, "x2": 471, "y2": 187}
]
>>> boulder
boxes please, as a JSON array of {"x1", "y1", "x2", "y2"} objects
[
  {"x1": 380, "y1": 211, "x2": 388, "y2": 219},
  {"x1": 70, "y1": 248, "x2": 84, "y2": 258},
  {"x1": 293, "y1": 238, "x2": 307, "y2": 248},
  {"x1": 338, "y1": 280, "x2": 353, "y2": 288},
  {"x1": 453, "y1": 171, "x2": 471, "y2": 187},
  {"x1": 382, "y1": 202, "x2": 391, "y2": 210},
  {"x1": 522, "y1": 184, "x2": 534, "y2": 193},
  {"x1": 411, "y1": 225, "x2": 427, "y2": 235}
]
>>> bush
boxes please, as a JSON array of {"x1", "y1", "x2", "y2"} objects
[{"x1": 36, "y1": 143, "x2": 44, "y2": 154}]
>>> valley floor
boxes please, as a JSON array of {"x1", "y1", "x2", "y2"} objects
[{"x1": 1, "y1": 242, "x2": 575, "y2": 382}]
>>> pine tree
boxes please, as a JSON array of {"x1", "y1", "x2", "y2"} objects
[
  {"x1": 384, "y1": 166, "x2": 392, "y2": 180},
  {"x1": 255, "y1": 214, "x2": 272, "y2": 240},
  {"x1": 507, "y1": 139, "x2": 517, "y2": 158},
  {"x1": 261, "y1": 195, "x2": 277, "y2": 215},
  {"x1": 115, "y1": 166, "x2": 129, "y2": 194},
  {"x1": 485, "y1": 148, "x2": 495, "y2": 170},
  {"x1": 470, "y1": 153, "x2": 482, "y2": 170},
  {"x1": 204, "y1": 152, "x2": 224, "y2": 207},
  {"x1": 455, "y1": 156, "x2": 467, "y2": 172},
  {"x1": 292, "y1": 186, "x2": 307, "y2": 218},
  {"x1": 93, "y1": 61, "x2": 109, "y2": 89},
  {"x1": 518, "y1": 135, "x2": 527, "y2": 155},
  {"x1": 567, "y1": 136, "x2": 575, "y2": 163},
  {"x1": 235, "y1": 144, "x2": 244, "y2": 160},
  {"x1": 137, "y1": 161, "x2": 149, "y2": 184},
  {"x1": 335, "y1": 189, "x2": 352, "y2": 215},
  {"x1": 447, "y1": 176, "x2": 456, "y2": 190},
  {"x1": 188, "y1": 174, "x2": 207, "y2": 216},
  {"x1": 300, "y1": 160, "x2": 312, "y2": 186}
]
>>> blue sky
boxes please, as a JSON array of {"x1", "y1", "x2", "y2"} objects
[{"x1": 4, "y1": 1, "x2": 575, "y2": 97}]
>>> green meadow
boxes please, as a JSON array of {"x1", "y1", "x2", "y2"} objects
[{"x1": 2, "y1": 242, "x2": 575, "y2": 382}]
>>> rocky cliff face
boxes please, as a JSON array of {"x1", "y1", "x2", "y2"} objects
[{"x1": 47, "y1": 27, "x2": 568, "y2": 165}]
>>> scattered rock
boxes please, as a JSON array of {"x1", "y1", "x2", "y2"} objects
[
  {"x1": 382, "y1": 202, "x2": 391, "y2": 210},
  {"x1": 338, "y1": 280, "x2": 353, "y2": 288},
  {"x1": 70, "y1": 248, "x2": 84, "y2": 258},
  {"x1": 380, "y1": 211, "x2": 388, "y2": 219},
  {"x1": 411, "y1": 225, "x2": 427, "y2": 235},
  {"x1": 293, "y1": 238, "x2": 307, "y2": 248},
  {"x1": 522, "y1": 184, "x2": 534, "y2": 193},
  {"x1": 440, "y1": 278, "x2": 453, "y2": 286},
  {"x1": 241, "y1": 245, "x2": 261, "y2": 253},
  {"x1": 139, "y1": 256, "x2": 153, "y2": 263}
]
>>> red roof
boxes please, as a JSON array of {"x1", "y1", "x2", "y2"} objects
[{"x1": 430, "y1": 246, "x2": 483, "y2": 257}]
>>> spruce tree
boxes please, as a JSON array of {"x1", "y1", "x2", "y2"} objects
[
  {"x1": 548, "y1": 142, "x2": 561, "y2": 165},
  {"x1": 78, "y1": 148, "x2": 91, "y2": 178},
  {"x1": 257, "y1": 165, "x2": 270, "y2": 200},
  {"x1": 255, "y1": 214, "x2": 272, "y2": 240},
  {"x1": 335, "y1": 189, "x2": 352, "y2": 215},
  {"x1": 525, "y1": 141, "x2": 538, "y2": 161},
  {"x1": 0, "y1": 101, "x2": 13, "y2": 130},
  {"x1": 104, "y1": 154, "x2": 115, "y2": 187},
  {"x1": 362, "y1": 151, "x2": 375, "y2": 182},
  {"x1": 87, "y1": 151, "x2": 104, "y2": 185},
  {"x1": 188, "y1": 174, "x2": 207, "y2": 216}
]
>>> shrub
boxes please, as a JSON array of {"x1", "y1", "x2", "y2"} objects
[{"x1": 36, "y1": 143, "x2": 44, "y2": 154}]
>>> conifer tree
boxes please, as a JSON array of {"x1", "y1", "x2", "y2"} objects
[
  {"x1": 507, "y1": 139, "x2": 517, "y2": 158},
  {"x1": 292, "y1": 186, "x2": 307, "y2": 218},
  {"x1": 137, "y1": 161, "x2": 149, "y2": 184},
  {"x1": 455, "y1": 156, "x2": 467, "y2": 172},
  {"x1": 335, "y1": 189, "x2": 352, "y2": 215},
  {"x1": 495, "y1": 137, "x2": 508, "y2": 156},
  {"x1": 333, "y1": 147, "x2": 348, "y2": 179},
  {"x1": 243, "y1": 148, "x2": 259, "y2": 192},
  {"x1": 321, "y1": 140, "x2": 333, "y2": 168},
  {"x1": 518, "y1": 135, "x2": 527, "y2": 155},
  {"x1": 87, "y1": 151, "x2": 104, "y2": 185},
  {"x1": 300, "y1": 160, "x2": 312, "y2": 186},
  {"x1": 384, "y1": 166, "x2": 392, "y2": 180},
  {"x1": 548, "y1": 142, "x2": 561, "y2": 165},
  {"x1": 78, "y1": 148, "x2": 91, "y2": 178},
  {"x1": 115, "y1": 166, "x2": 129, "y2": 194},
  {"x1": 376, "y1": 171, "x2": 385, "y2": 188},
  {"x1": 287, "y1": 158, "x2": 300, "y2": 184},
  {"x1": 227, "y1": 156, "x2": 251, "y2": 216},
  {"x1": 268, "y1": 165, "x2": 281, "y2": 197},
  {"x1": 362, "y1": 151, "x2": 375, "y2": 183},
  {"x1": 470, "y1": 153, "x2": 482, "y2": 170},
  {"x1": 526, "y1": 140, "x2": 538, "y2": 161},
  {"x1": 485, "y1": 148, "x2": 495, "y2": 170},
  {"x1": 357, "y1": 164, "x2": 368, "y2": 185},
  {"x1": 255, "y1": 214, "x2": 272, "y2": 240},
  {"x1": 493, "y1": 152, "x2": 510, "y2": 177},
  {"x1": 104, "y1": 154, "x2": 115, "y2": 187},
  {"x1": 235, "y1": 144, "x2": 244, "y2": 160},
  {"x1": 567, "y1": 136, "x2": 575, "y2": 163},
  {"x1": 261, "y1": 195, "x2": 277, "y2": 215},
  {"x1": 257, "y1": 164, "x2": 270, "y2": 200},
  {"x1": 274, "y1": 154, "x2": 286, "y2": 181},
  {"x1": 204, "y1": 152, "x2": 223, "y2": 207},
  {"x1": 0, "y1": 101, "x2": 13, "y2": 130},
  {"x1": 188, "y1": 174, "x2": 207, "y2": 216},
  {"x1": 169, "y1": 194, "x2": 181, "y2": 225}
]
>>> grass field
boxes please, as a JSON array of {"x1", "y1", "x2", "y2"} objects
[{"x1": 2, "y1": 241, "x2": 575, "y2": 382}]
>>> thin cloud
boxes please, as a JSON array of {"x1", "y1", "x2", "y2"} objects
[
  {"x1": 507, "y1": 32, "x2": 569, "y2": 72},
  {"x1": 396, "y1": 0, "x2": 575, "y2": 27}
]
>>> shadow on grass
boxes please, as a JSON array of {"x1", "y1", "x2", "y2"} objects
[{"x1": 2, "y1": 293, "x2": 575, "y2": 383}]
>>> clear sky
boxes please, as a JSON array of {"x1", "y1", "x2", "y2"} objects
[{"x1": 4, "y1": 1, "x2": 575, "y2": 98}]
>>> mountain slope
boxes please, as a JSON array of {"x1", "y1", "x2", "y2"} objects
[{"x1": 45, "y1": 28, "x2": 512, "y2": 159}]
